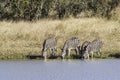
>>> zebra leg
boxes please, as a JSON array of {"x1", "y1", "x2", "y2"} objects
[
  {"x1": 42, "y1": 48, "x2": 47, "y2": 59},
  {"x1": 52, "y1": 48, "x2": 56, "y2": 56},
  {"x1": 85, "y1": 51, "x2": 89, "y2": 59},
  {"x1": 62, "y1": 50, "x2": 66, "y2": 59},
  {"x1": 43, "y1": 51, "x2": 47, "y2": 59},
  {"x1": 83, "y1": 50, "x2": 88, "y2": 59},
  {"x1": 97, "y1": 51, "x2": 100, "y2": 56},
  {"x1": 75, "y1": 48, "x2": 79, "y2": 55},
  {"x1": 66, "y1": 49, "x2": 68, "y2": 56},
  {"x1": 91, "y1": 51, "x2": 94, "y2": 59},
  {"x1": 87, "y1": 53, "x2": 89, "y2": 60},
  {"x1": 68, "y1": 49, "x2": 71, "y2": 56},
  {"x1": 98, "y1": 49, "x2": 101, "y2": 56},
  {"x1": 97, "y1": 49, "x2": 102, "y2": 58}
]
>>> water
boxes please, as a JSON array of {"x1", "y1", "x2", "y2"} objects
[{"x1": 0, "y1": 59, "x2": 120, "y2": 80}]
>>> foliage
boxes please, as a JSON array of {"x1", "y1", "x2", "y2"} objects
[{"x1": 0, "y1": 0, "x2": 120, "y2": 20}]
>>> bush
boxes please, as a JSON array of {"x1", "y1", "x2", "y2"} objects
[{"x1": 0, "y1": 0, "x2": 120, "y2": 21}]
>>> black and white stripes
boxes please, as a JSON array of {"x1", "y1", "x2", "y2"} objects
[
  {"x1": 61, "y1": 37, "x2": 80, "y2": 59},
  {"x1": 42, "y1": 37, "x2": 57, "y2": 59},
  {"x1": 82, "y1": 39, "x2": 103, "y2": 59},
  {"x1": 41, "y1": 37, "x2": 103, "y2": 59}
]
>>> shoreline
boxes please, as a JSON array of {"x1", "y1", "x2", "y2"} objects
[{"x1": 0, "y1": 53, "x2": 119, "y2": 60}]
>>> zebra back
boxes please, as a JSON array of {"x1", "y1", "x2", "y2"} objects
[
  {"x1": 42, "y1": 37, "x2": 57, "y2": 51},
  {"x1": 63, "y1": 37, "x2": 80, "y2": 50}
]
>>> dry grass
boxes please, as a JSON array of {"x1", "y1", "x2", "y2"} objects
[
  {"x1": 111, "y1": 6, "x2": 120, "y2": 21},
  {"x1": 0, "y1": 18, "x2": 120, "y2": 59}
]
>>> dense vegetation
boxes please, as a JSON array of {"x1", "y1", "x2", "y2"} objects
[{"x1": 0, "y1": 0, "x2": 120, "y2": 21}]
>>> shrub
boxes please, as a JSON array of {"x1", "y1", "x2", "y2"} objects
[{"x1": 0, "y1": 0, "x2": 120, "y2": 21}]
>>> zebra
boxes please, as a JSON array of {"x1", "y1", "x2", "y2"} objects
[
  {"x1": 42, "y1": 37, "x2": 57, "y2": 59},
  {"x1": 80, "y1": 41, "x2": 91, "y2": 58},
  {"x1": 82, "y1": 39, "x2": 103, "y2": 59},
  {"x1": 61, "y1": 37, "x2": 80, "y2": 59}
]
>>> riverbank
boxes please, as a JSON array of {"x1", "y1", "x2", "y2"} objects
[
  {"x1": 0, "y1": 53, "x2": 120, "y2": 60},
  {"x1": 0, "y1": 18, "x2": 120, "y2": 60}
]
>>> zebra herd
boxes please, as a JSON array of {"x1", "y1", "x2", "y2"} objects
[{"x1": 42, "y1": 37, "x2": 103, "y2": 59}]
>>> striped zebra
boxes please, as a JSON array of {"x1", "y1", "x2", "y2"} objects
[
  {"x1": 42, "y1": 37, "x2": 57, "y2": 59},
  {"x1": 82, "y1": 39, "x2": 103, "y2": 59},
  {"x1": 81, "y1": 41, "x2": 91, "y2": 58},
  {"x1": 61, "y1": 37, "x2": 80, "y2": 59}
]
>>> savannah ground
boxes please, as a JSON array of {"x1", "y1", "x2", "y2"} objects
[{"x1": 0, "y1": 17, "x2": 120, "y2": 60}]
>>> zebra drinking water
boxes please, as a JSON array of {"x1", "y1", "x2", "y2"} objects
[
  {"x1": 42, "y1": 37, "x2": 57, "y2": 59},
  {"x1": 61, "y1": 37, "x2": 80, "y2": 59},
  {"x1": 82, "y1": 39, "x2": 103, "y2": 59},
  {"x1": 81, "y1": 41, "x2": 91, "y2": 58}
]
